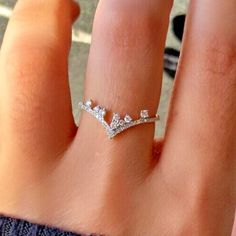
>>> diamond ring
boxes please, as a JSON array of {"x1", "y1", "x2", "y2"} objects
[{"x1": 78, "y1": 99, "x2": 160, "y2": 139}]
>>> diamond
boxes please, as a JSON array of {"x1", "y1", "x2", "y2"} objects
[
  {"x1": 99, "y1": 108, "x2": 106, "y2": 117},
  {"x1": 140, "y1": 110, "x2": 149, "y2": 119},
  {"x1": 112, "y1": 113, "x2": 120, "y2": 123},
  {"x1": 110, "y1": 123, "x2": 118, "y2": 129},
  {"x1": 85, "y1": 99, "x2": 92, "y2": 107},
  {"x1": 110, "y1": 113, "x2": 120, "y2": 130},
  {"x1": 93, "y1": 106, "x2": 101, "y2": 112},
  {"x1": 119, "y1": 119, "x2": 125, "y2": 126},
  {"x1": 107, "y1": 130, "x2": 115, "y2": 139},
  {"x1": 124, "y1": 115, "x2": 132, "y2": 123},
  {"x1": 93, "y1": 106, "x2": 102, "y2": 119}
]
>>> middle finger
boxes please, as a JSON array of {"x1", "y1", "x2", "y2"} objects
[{"x1": 73, "y1": 0, "x2": 173, "y2": 173}]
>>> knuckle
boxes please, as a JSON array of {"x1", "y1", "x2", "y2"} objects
[
  {"x1": 1, "y1": 46, "x2": 57, "y2": 129},
  {"x1": 4, "y1": 44, "x2": 50, "y2": 88},
  {"x1": 95, "y1": 2, "x2": 171, "y2": 50},
  {"x1": 13, "y1": 0, "x2": 72, "y2": 20},
  {"x1": 9, "y1": 0, "x2": 73, "y2": 47},
  {"x1": 198, "y1": 38, "x2": 236, "y2": 77},
  {"x1": 4, "y1": 55, "x2": 43, "y2": 113},
  {"x1": 104, "y1": 0, "x2": 173, "y2": 14},
  {"x1": 9, "y1": 94, "x2": 42, "y2": 135},
  {"x1": 112, "y1": 16, "x2": 155, "y2": 49}
]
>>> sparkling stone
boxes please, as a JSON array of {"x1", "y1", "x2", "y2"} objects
[
  {"x1": 124, "y1": 115, "x2": 132, "y2": 123},
  {"x1": 119, "y1": 119, "x2": 125, "y2": 126},
  {"x1": 110, "y1": 113, "x2": 120, "y2": 129},
  {"x1": 85, "y1": 99, "x2": 92, "y2": 107},
  {"x1": 140, "y1": 110, "x2": 149, "y2": 119},
  {"x1": 99, "y1": 108, "x2": 106, "y2": 117},
  {"x1": 93, "y1": 106, "x2": 101, "y2": 112},
  {"x1": 108, "y1": 130, "x2": 115, "y2": 139},
  {"x1": 110, "y1": 123, "x2": 118, "y2": 129},
  {"x1": 112, "y1": 113, "x2": 120, "y2": 123}
]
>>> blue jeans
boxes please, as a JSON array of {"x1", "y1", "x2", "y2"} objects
[{"x1": 0, "y1": 215, "x2": 101, "y2": 236}]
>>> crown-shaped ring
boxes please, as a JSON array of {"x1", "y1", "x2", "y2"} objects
[{"x1": 78, "y1": 99, "x2": 160, "y2": 139}]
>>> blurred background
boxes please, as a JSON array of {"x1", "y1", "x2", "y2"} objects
[{"x1": 0, "y1": 0, "x2": 188, "y2": 137}]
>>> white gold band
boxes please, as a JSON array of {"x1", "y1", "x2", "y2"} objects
[{"x1": 78, "y1": 99, "x2": 160, "y2": 139}]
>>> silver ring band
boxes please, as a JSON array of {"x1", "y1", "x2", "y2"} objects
[{"x1": 78, "y1": 99, "x2": 160, "y2": 139}]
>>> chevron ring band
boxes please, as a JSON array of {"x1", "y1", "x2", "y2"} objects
[{"x1": 78, "y1": 99, "x2": 160, "y2": 139}]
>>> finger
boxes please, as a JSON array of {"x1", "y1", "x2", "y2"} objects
[
  {"x1": 157, "y1": 0, "x2": 236, "y2": 232},
  {"x1": 233, "y1": 216, "x2": 236, "y2": 236},
  {"x1": 74, "y1": 0, "x2": 173, "y2": 171},
  {"x1": 72, "y1": 0, "x2": 81, "y2": 23},
  {"x1": 0, "y1": 0, "x2": 80, "y2": 159}
]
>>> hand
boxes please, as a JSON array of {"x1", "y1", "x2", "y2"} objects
[{"x1": 0, "y1": 0, "x2": 235, "y2": 235}]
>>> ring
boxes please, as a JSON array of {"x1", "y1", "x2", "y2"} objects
[{"x1": 78, "y1": 99, "x2": 160, "y2": 139}]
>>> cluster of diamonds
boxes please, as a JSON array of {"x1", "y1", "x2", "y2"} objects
[{"x1": 78, "y1": 99, "x2": 160, "y2": 139}]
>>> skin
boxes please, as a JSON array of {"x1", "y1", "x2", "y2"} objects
[{"x1": 0, "y1": 0, "x2": 235, "y2": 235}]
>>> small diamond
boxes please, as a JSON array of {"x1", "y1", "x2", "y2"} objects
[
  {"x1": 85, "y1": 99, "x2": 92, "y2": 107},
  {"x1": 99, "y1": 108, "x2": 106, "y2": 117},
  {"x1": 107, "y1": 129, "x2": 115, "y2": 139},
  {"x1": 119, "y1": 119, "x2": 125, "y2": 126},
  {"x1": 140, "y1": 110, "x2": 149, "y2": 119},
  {"x1": 110, "y1": 123, "x2": 118, "y2": 129},
  {"x1": 110, "y1": 113, "x2": 120, "y2": 129},
  {"x1": 124, "y1": 115, "x2": 132, "y2": 123},
  {"x1": 112, "y1": 113, "x2": 120, "y2": 123},
  {"x1": 93, "y1": 106, "x2": 101, "y2": 112}
]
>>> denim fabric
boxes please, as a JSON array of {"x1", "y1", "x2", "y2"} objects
[{"x1": 0, "y1": 215, "x2": 101, "y2": 236}]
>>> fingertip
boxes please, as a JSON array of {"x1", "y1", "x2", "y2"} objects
[{"x1": 71, "y1": 0, "x2": 80, "y2": 23}]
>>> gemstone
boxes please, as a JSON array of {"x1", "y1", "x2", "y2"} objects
[
  {"x1": 93, "y1": 106, "x2": 101, "y2": 112},
  {"x1": 110, "y1": 123, "x2": 118, "y2": 129},
  {"x1": 124, "y1": 115, "x2": 132, "y2": 123},
  {"x1": 99, "y1": 108, "x2": 106, "y2": 117},
  {"x1": 85, "y1": 99, "x2": 92, "y2": 107},
  {"x1": 140, "y1": 110, "x2": 149, "y2": 119},
  {"x1": 119, "y1": 119, "x2": 125, "y2": 126},
  {"x1": 110, "y1": 113, "x2": 120, "y2": 129},
  {"x1": 107, "y1": 130, "x2": 115, "y2": 139},
  {"x1": 112, "y1": 113, "x2": 120, "y2": 123}
]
